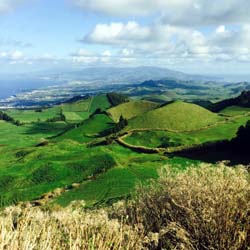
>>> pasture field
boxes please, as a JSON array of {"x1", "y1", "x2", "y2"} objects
[
  {"x1": 5, "y1": 106, "x2": 61, "y2": 123},
  {"x1": 61, "y1": 98, "x2": 90, "y2": 112},
  {"x1": 61, "y1": 98, "x2": 91, "y2": 122},
  {"x1": 0, "y1": 120, "x2": 69, "y2": 148},
  {"x1": 219, "y1": 106, "x2": 250, "y2": 116},
  {"x1": 0, "y1": 95, "x2": 249, "y2": 208}
]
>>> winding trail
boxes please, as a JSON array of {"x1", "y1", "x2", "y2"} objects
[{"x1": 116, "y1": 112, "x2": 250, "y2": 154}]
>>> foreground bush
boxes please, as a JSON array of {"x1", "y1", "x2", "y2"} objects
[
  {"x1": 1, "y1": 163, "x2": 250, "y2": 250},
  {"x1": 124, "y1": 163, "x2": 250, "y2": 250},
  {"x1": 0, "y1": 203, "x2": 142, "y2": 250}
]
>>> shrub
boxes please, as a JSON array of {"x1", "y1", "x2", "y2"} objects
[
  {"x1": 46, "y1": 109, "x2": 65, "y2": 122},
  {"x1": 0, "y1": 111, "x2": 14, "y2": 122},
  {"x1": 0, "y1": 206, "x2": 142, "y2": 250},
  {"x1": 123, "y1": 163, "x2": 250, "y2": 250}
]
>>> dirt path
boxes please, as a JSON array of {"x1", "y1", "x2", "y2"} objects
[
  {"x1": 116, "y1": 112, "x2": 250, "y2": 154},
  {"x1": 87, "y1": 96, "x2": 94, "y2": 113}
]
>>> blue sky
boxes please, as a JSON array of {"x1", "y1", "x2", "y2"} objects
[{"x1": 1, "y1": 0, "x2": 250, "y2": 75}]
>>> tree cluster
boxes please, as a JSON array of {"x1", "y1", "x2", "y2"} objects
[
  {"x1": 0, "y1": 111, "x2": 22, "y2": 126},
  {"x1": 211, "y1": 91, "x2": 250, "y2": 112},
  {"x1": 100, "y1": 115, "x2": 128, "y2": 137},
  {"x1": 231, "y1": 120, "x2": 250, "y2": 151},
  {"x1": 46, "y1": 109, "x2": 66, "y2": 122}
]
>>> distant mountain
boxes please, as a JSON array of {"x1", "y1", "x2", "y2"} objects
[
  {"x1": 2, "y1": 67, "x2": 249, "y2": 109},
  {"x1": 64, "y1": 66, "x2": 220, "y2": 84},
  {"x1": 138, "y1": 79, "x2": 209, "y2": 90}
]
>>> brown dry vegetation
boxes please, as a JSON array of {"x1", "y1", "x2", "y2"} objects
[
  {"x1": 1, "y1": 163, "x2": 250, "y2": 250},
  {"x1": 0, "y1": 202, "x2": 142, "y2": 250}
]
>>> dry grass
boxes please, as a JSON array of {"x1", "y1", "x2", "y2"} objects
[
  {"x1": 124, "y1": 163, "x2": 250, "y2": 250},
  {"x1": 1, "y1": 163, "x2": 250, "y2": 250},
  {"x1": 0, "y1": 202, "x2": 142, "y2": 250}
]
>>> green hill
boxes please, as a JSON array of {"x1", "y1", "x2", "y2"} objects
[
  {"x1": 128, "y1": 101, "x2": 222, "y2": 131},
  {"x1": 107, "y1": 100, "x2": 158, "y2": 122}
]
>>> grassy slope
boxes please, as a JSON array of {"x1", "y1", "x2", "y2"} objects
[
  {"x1": 89, "y1": 95, "x2": 111, "y2": 113},
  {"x1": 55, "y1": 149, "x2": 196, "y2": 207},
  {"x1": 219, "y1": 106, "x2": 250, "y2": 116},
  {"x1": 61, "y1": 99, "x2": 90, "y2": 112},
  {"x1": 0, "y1": 141, "x2": 117, "y2": 206},
  {"x1": 54, "y1": 114, "x2": 114, "y2": 143},
  {"x1": 107, "y1": 100, "x2": 158, "y2": 122},
  {"x1": 0, "y1": 123, "x2": 198, "y2": 207},
  {"x1": 6, "y1": 107, "x2": 61, "y2": 123},
  {"x1": 5, "y1": 98, "x2": 92, "y2": 124},
  {"x1": 61, "y1": 98, "x2": 91, "y2": 122},
  {"x1": 0, "y1": 120, "x2": 69, "y2": 148},
  {"x1": 125, "y1": 115, "x2": 250, "y2": 148},
  {"x1": 128, "y1": 101, "x2": 222, "y2": 131}
]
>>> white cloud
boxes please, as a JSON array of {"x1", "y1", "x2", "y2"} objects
[
  {"x1": 216, "y1": 25, "x2": 226, "y2": 34},
  {"x1": 0, "y1": 37, "x2": 32, "y2": 48},
  {"x1": 159, "y1": 0, "x2": 250, "y2": 26},
  {"x1": 83, "y1": 21, "x2": 210, "y2": 58},
  {"x1": 72, "y1": 0, "x2": 250, "y2": 26},
  {"x1": 122, "y1": 48, "x2": 134, "y2": 57},
  {"x1": 0, "y1": 50, "x2": 25, "y2": 63},
  {"x1": 0, "y1": 50, "x2": 64, "y2": 66},
  {"x1": 81, "y1": 20, "x2": 250, "y2": 64},
  {"x1": 102, "y1": 50, "x2": 111, "y2": 57},
  {"x1": 84, "y1": 21, "x2": 150, "y2": 44},
  {"x1": 71, "y1": 0, "x2": 159, "y2": 16},
  {"x1": 71, "y1": 48, "x2": 114, "y2": 65},
  {"x1": 0, "y1": 0, "x2": 28, "y2": 14},
  {"x1": 10, "y1": 50, "x2": 24, "y2": 60}
]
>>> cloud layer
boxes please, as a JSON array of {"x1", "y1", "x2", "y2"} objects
[
  {"x1": 80, "y1": 21, "x2": 250, "y2": 65},
  {"x1": 72, "y1": 0, "x2": 250, "y2": 26},
  {"x1": 0, "y1": 0, "x2": 28, "y2": 14},
  {"x1": 70, "y1": 0, "x2": 250, "y2": 68},
  {"x1": 2, "y1": 0, "x2": 250, "y2": 73}
]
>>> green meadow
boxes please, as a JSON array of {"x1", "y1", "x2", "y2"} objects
[
  {"x1": 6, "y1": 107, "x2": 61, "y2": 123},
  {"x1": 0, "y1": 94, "x2": 249, "y2": 208}
]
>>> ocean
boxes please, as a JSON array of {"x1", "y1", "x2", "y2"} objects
[{"x1": 0, "y1": 78, "x2": 61, "y2": 99}]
